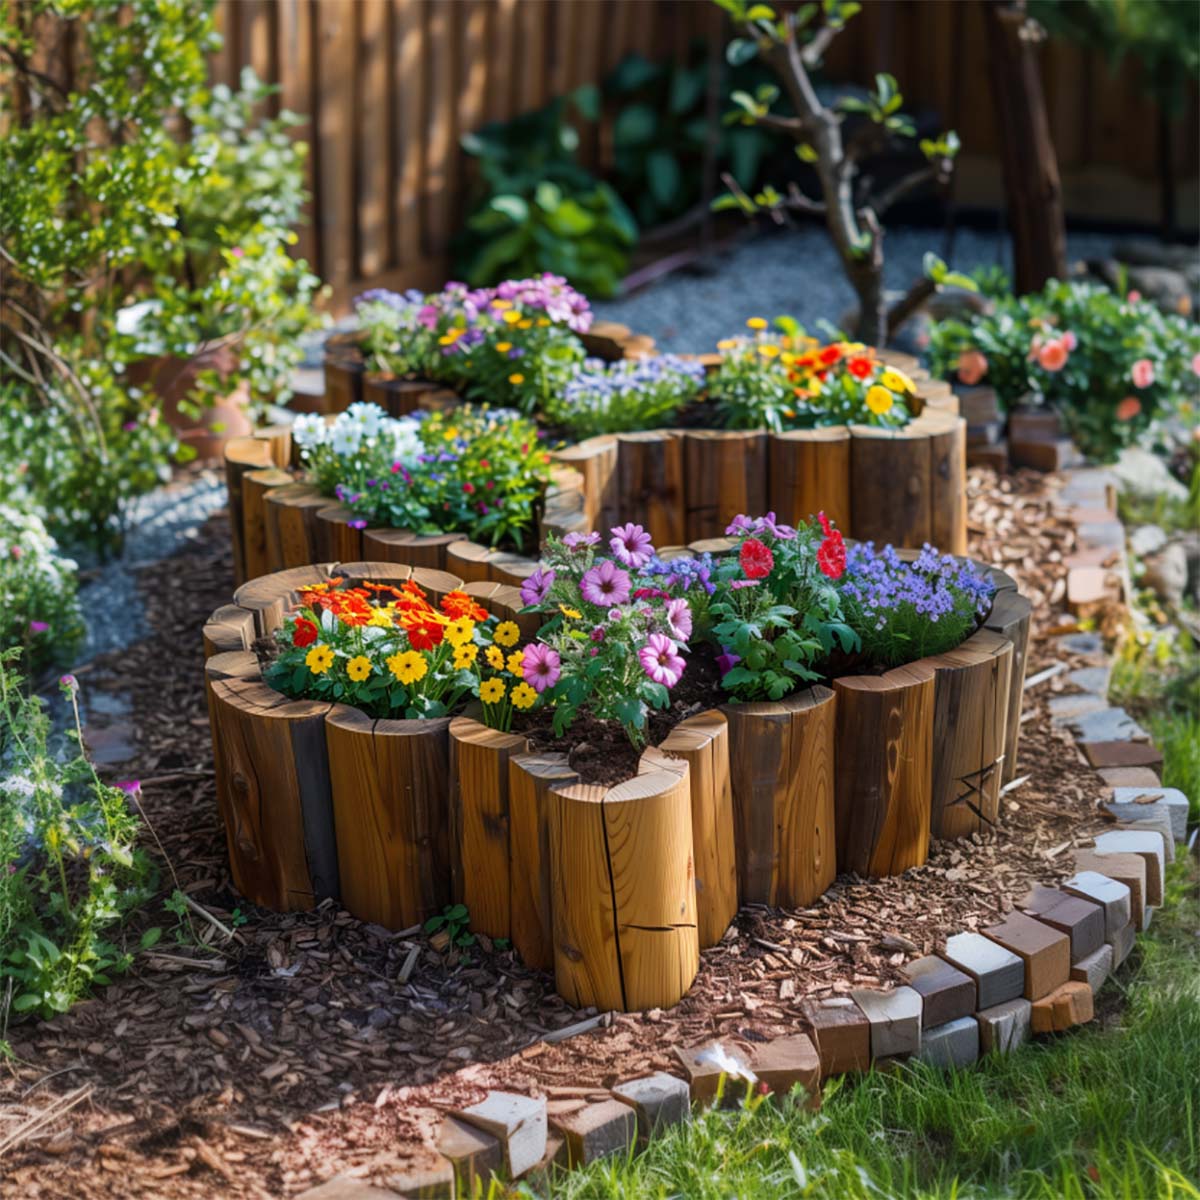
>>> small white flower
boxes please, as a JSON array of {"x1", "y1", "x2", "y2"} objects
[
  {"x1": 292, "y1": 413, "x2": 328, "y2": 450},
  {"x1": 330, "y1": 420, "x2": 363, "y2": 457},
  {"x1": 346, "y1": 402, "x2": 382, "y2": 440},
  {"x1": 694, "y1": 1043, "x2": 757, "y2": 1083}
]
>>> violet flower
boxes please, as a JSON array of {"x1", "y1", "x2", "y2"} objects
[
  {"x1": 664, "y1": 598, "x2": 692, "y2": 643},
  {"x1": 520, "y1": 567, "x2": 555, "y2": 607},
  {"x1": 715, "y1": 649, "x2": 741, "y2": 676},
  {"x1": 639, "y1": 634, "x2": 686, "y2": 688},
  {"x1": 522, "y1": 643, "x2": 562, "y2": 693},
  {"x1": 610, "y1": 523, "x2": 654, "y2": 569},
  {"x1": 580, "y1": 560, "x2": 632, "y2": 607}
]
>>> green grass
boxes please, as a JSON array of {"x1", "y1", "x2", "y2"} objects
[{"x1": 543, "y1": 868, "x2": 1200, "y2": 1199}]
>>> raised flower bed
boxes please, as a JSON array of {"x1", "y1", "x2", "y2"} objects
[{"x1": 203, "y1": 512, "x2": 1028, "y2": 1015}]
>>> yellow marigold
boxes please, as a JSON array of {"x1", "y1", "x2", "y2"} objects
[
  {"x1": 879, "y1": 367, "x2": 915, "y2": 394},
  {"x1": 780, "y1": 352, "x2": 795, "y2": 366},
  {"x1": 479, "y1": 678, "x2": 506, "y2": 705},
  {"x1": 453, "y1": 643, "x2": 478, "y2": 669},
  {"x1": 757, "y1": 344, "x2": 780, "y2": 359},
  {"x1": 716, "y1": 338, "x2": 737, "y2": 351},
  {"x1": 445, "y1": 617, "x2": 476, "y2": 647},
  {"x1": 368, "y1": 607, "x2": 395, "y2": 628},
  {"x1": 502, "y1": 309, "x2": 522, "y2": 325},
  {"x1": 495, "y1": 341, "x2": 512, "y2": 353},
  {"x1": 866, "y1": 385, "x2": 894, "y2": 416},
  {"x1": 437, "y1": 329, "x2": 462, "y2": 345},
  {"x1": 506, "y1": 651, "x2": 525, "y2": 675},
  {"x1": 485, "y1": 645, "x2": 505, "y2": 670},
  {"x1": 490, "y1": 298, "x2": 512, "y2": 310},
  {"x1": 493, "y1": 621, "x2": 519, "y2": 647},
  {"x1": 511, "y1": 682, "x2": 538, "y2": 710},
  {"x1": 746, "y1": 317, "x2": 768, "y2": 330},
  {"x1": 387, "y1": 650, "x2": 427, "y2": 685},
  {"x1": 518, "y1": 319, "x2": 533, "y2": 329},
  {"x1": 305, "y1": 645, "x2": 335, "y2": 675},
  {"x1": 346, "y1": 655, "x2": 373, "y2": 682},
  {"x1": 559, "y1": 604, "x2": 582, "y2": 620},
  {"x1": 509, "y1": 373, "x2": 526, "y2": 385}
]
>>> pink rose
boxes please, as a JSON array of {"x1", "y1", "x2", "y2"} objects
[
  {"x1": 956, "y1": 349, "x2": 988, "y2": 386},
  {"x1": 1131, "y1": 358, "x2": 1155, "y2": 389},
  {"x1": 1036, "y1": 338, "x2": 1069, "y2": 372},
  {"x1": 1061, "y1": 330, "x2": 1077, "y2": 351},
  {"x1": 1115, "y1": 397, "x2": 1142, "y2": 421},
  {"x1": 1192, "y1": 353, "x2": 1200, "y2": 377},
  {"x1": 1127, "y1": 290, "x2": 1142, "y2": 303}
]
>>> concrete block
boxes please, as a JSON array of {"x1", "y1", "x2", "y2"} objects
[
  {"x1": 851, "y1": 987, "x2": 922, "y2": 1059},
  {"x1": 1065, "y1": 666, "x2": 1111, "y2": 694},
  {"x1": 1093, "y1": 830, "x2": 1164, "y2": 905},
  {"x1": 975, "y1": 998, "x2": 1033, "y2": 1054},
  {"x1": 749, "y1": 1035, "x2": 822, "y2": 1108},
  {"x1": 1070, "y1": 943, "x2": 1114, "y2": 995},
  {"x1": 919, "y1": 1017, "x2": 980, "y2": 1069},
  {"x1": 942, "y1": 931, "x2": 1025, "y2": 1009},
  {"x1": 901, "y1": 955, "x2": 977, "y2": 1026},
  {"x1": 1061, "y1": 869, "x2": 1132, "y2": 939},
  {"x1": 549, "y1": 1099, "x2": 636, "y2": 1167},
  {"x1": 673, "y1": 1042, "x2": 757, "y2": 1106},
  {"x1": 1018, "y1": 885, "x2": 1106, "y2": 963},
  {"x1": 1112, "y1": 813, "x2": 1175, "y2": 863},
  {"x1": 1108, "y1": 786, "x2": 1188, "y2": 843},
  {"x1": 802, "y1": 996, "x2": 871, "y2": 1077},
  {"x1": 983, "y1": 911, "x2": 1071, "y2": 1000},
  {"x1": 611, "y1": 1072, "x2": 690, "y2": 1137},
  {"x1": 1072, "y1": 850, "x2": 1146, "y2": 929},
  {"x1": 454, "y1": 1091, "x2": 548, "y2": 1179},
  {"x1": 1048, "y1": 693, "x2": 1108, "y2": 724},
  {"x1": 438, "y1": 1115, "x2": 502, "y2": 1194}
]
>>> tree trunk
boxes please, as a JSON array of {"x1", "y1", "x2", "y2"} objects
[{"x1": 983, "y1": 0, "x2": 1067, "y2": 293}]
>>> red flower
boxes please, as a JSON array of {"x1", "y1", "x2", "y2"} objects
[
  {"x1": 816, "y1": 511, "x2": 845, "y2": 580},
  {"x1": 441, "y1": 590, "x2": 488, "y2": 622},
  {"x1": 846, "y1": 356, "x2": 873, "y2": 380},
  {"x1": 463, "y1": 482, "x2": 475, "y2": 494},
  {"x1": 819, "y1": 345, "x2": 843, "y2": 366},
  {"x1": 405, "y1": 618, "x2": 445, "y2": 651},
  {"x1": 739, "y1": 537, "x2": 774, "y2": 580},
  {"x1": 293, "y1": 618, "x2": 318, "y2": 647}
]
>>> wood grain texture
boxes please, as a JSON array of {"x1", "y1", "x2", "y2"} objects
[
  {"x1": 509, "y1": 752, "x2": 579, "y2": 971},
  {"x1": 449, "y1": 718, "x2": 529, "y2": 940},
  {"x1": 362, "y1": 374, "x2": 439, "y2": 417},
  {"x1": 982, "y1": 589, "x2": 1033, "y2": 784},
  {"x1": 326, "y1": 708, "x2": 451, "y2": 929},
  {"x1": 929, "y1": 630, "x2": 1013, "y2": 840},
  {"x1": 640, "y1": 709, "x2": 737, "y2": 948},
  {"x1": 683, "y1": 430, "x2": 767, "y2": 541},
  {"x1": 313, "y1": 505, "x2": 364, "y2": 564},
  {"x1": 234, "y1": 563, "x2": 331, "y2": 637},
  {"x1": 616, "y1": 431, "x2": 685, "y2": 548},
  {"x1": 849, "y1": 423, "x2": 933, "y2": 550},
  {"x1": 360, "y1": 528, "x2": 458, "y2": 572},
  {"x1": 252, "y1": 424, "x2": 293, "y2": 468},
  {"x1": 926, "y1": 411, "x2": 968, "y2": 555},
  {"x1": 551, "y1": 436, "x2": 617, "y2": 527},
  {"x1": 242, "y1": 468, "x2": 294, "y2": 582},
  {"x1": 322, "y1": 356, "x2": 362, "y2": 414},
  {"x1": 202, "y1": 604, "x2": 257, "y2": 659},
  {"x1": 224, "y1": 437, "x2": 276, "y2": 584},
  {"x1": 768, "y1": 427, "x2": 852, "y2": 532},
  {"x1": 833, "y1": 663, "x2": 935, "y2": 877},
  {"x1": 265, "y1": 483, "x2": 328, "y2": 571},
  {"x1": 722, "y1": 688, "x2": 837, "y2": 907},
  {"x1": 446, "y1": 540, "x2": 494, "y2": 584}
]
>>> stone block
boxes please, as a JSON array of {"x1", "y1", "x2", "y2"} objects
[
  {"x1": 942, "y1": 931, "x2": 1025, "y2": 1009},
  {"x1": 1110, "y1": 919, "x2": 1136, "y2": 967},
  {"x1": 1011, "y1": 437, "x2": 1079, "y2": 472},
  {"x1": 1098, "y1": 766, "x2": 1165, "y2": 789},
  {"x1": 673, "y1": 1042, "x2": 757, "y2": 1106},
  {"x1": 1031, "y1": 981, "x2": 1094, "y2": 1034},
  {"x1": 611, "y1": 1072, "x2": 691, "y2": 1137},
  {"x1": 1112, "y1": 813, "x2": 1175, "y2": 863},
  {"x1": 748, "y1": 1034, "x2": 822, "y2": 1108},
  {"x1": 851, "y1": 987, "x2": 922, "y2": 1059},
  {"x1": 1076, "y1": 519, "x2": 1125, "y2": 550},
  {"x1": 1060, "y1": 869, "x2": 1132, "y2": 939},
  {"x1": 1093, "y1": 830, "x2": 1164, "y2": 905},
  {"x1": 384, "y1": 1159, "x2": 455, "y2": 1200},
  {"x1": 1107, "y1": 786, "x2": 1188, "y2": 843},
  {"x1": 1058, "y1": 632, "x2": 1105, "y2": 658},
  {"x1": 983, "y1": 911, "x2": 1071, "y2": 1000},
  {"x1": 1080, "y1": 741, "x2": 1163, "y2": 772},
  {"x1": 975, "y1": 998, "x2": 1033, "y2": 1054},
  {"x1": 918, "y1": 1017, "x2": 980, "y2": 1069},
  {"x1": 1070, "y1": 943, "x2": 1114, "y2": 995},
  {"x1": 801, "y1": 996, "x2": 871, "y2": 1077},
  {"x1": 549, "y1": 1099, "x2": 637, "y2": 1167},
  {"x1": 1009, "y1": 410, "x2": 1064, "y2": 442},
  {"x1": 1068, "y1": 707, "x2": 1148, "y2": 743},
  {"x1": 1017, "y1": 885, "x2": 1106, "y2": 963},
  {"x1": 1072, "y1": 850, "x2": 1146, "y2": 929},
  {"x1": 454, "y1": 1091, "x2": 548, "y2": 1179},
  {"x1": 437, "y1": 1115, "x2": 502, "y2": 1194},
  {"x1": 1065, "y1": 666, "x2": 1111, "y2": 694},
  {"x1": 1066, "y1": 567, "x2": 1113, "y2": 616},
  {"x1": 1048, "y1": 693, "x2": 1107, "y2": 723},
  {"x1": 901, "y1": 955, "x2": 977, "y2": 1027}
]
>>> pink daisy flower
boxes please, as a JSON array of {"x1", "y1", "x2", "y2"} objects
[
  {"x1": 580, "y1": 560, "x2": 631, "y2": 607},
  {"x1": 521, "y1": 643, "x2": 562, "y2": 693},
  {"x1": 609, "y1": 522, "x2": 654, "y2": 568},
  {"x1": 639, "y1": 634, "x2": 685, "y2": 689}
]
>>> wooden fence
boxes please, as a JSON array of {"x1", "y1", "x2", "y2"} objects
[{"x1": 211, "y1": 0, "x2": 1199, "y2": 307}]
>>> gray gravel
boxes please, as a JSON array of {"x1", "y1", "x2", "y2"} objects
[{"x1": 593, "y1": 225, "x2": 1120, "y2": 353}]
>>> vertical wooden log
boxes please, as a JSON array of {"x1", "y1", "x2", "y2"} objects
[
  {"x1": 722, "y1": 688, "x2": 838, "y2": 907},
  {"x1": 234, "y1": 564, "x2": 332, "y2": 637},
  {"x1": 849, "y1": 423, "x2": 934, "y2": 549},
  {"x1": 616, "y1": 431, "x2": 685, "y2": 547},
  {"x1": 242, "y1": 468, "x2": 294, "y2": 582},
  {"x1": 360, "y1": 528, "x2": 459, "y2": 572},
  {"x1": 449, "y1": 718, "x2": 529, "y2": 940},
  {"x1": 253, "y1": 425, "x2": 294, "y2": 467},
  {"x1": 768, "y1": 427, "x2": 852, "y2": 533},
  {"x1": 552, "y1": 436, "x2": 619, "y2": 533},
  {"x1": 983, "y1": 590, "x2": 1033, "y2": 784},
  {"x1": 314, "y1": 505, "x2": 364, "y2": 564},
  {"x1": 362, "y1": 373, "x2": 439, "y2": 417},
  {"x1": 324, "y1": 353, "x2": 363, "y2": 413},
  {"x1": 265, "y1": 483, "x2": 329, "y2": 570},
  {"x1": 509, "y1": 753, "x2": 579, "y2": 972},
  {"x1": 202, "y1": 605, "x2": 257, "y2": 658},
  {"x1": 929, "y1": 631, "x2": 1013, "y2": 840},
  {"x1": 926, "y1": 410, "x2": 969, "y2": 555},
  {"x1": 325, "y1": 709, "x2": 451, "y2": 929},
  {"x1": 446, "y1": 540, "x2": 493, "y2": 584},
  {"x1": 683, "y1": 429, "x2": 768, "y2": 541},
  {"x1": 833, "y1": 663, "x2": 935, "y2": 877},
  {"x1": 540, "y1": 485, "x2": 590, "y2": 542},
  {"x1": 641, "y1": 710, "x2": 737, "y2": 948},
  {"x1": 224, "y1": 437, "x2": 276, "y2": 585}
]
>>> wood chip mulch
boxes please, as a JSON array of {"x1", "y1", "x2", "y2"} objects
[{"x1": 0, "y1": 466, "x2": 1127, "y2": 1197}]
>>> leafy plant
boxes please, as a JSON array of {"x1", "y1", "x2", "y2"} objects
[{"x1": 424, "y1": 903, "x2": 474, "y2": 949}]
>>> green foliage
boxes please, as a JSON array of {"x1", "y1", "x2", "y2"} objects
[
  {"x1": 928, "y1": 279, "x2": 1200, "y2": 462},
  {"x1": 424, "y1": 904, "x2": 475, "y2": 949},
  {"x1": 1, "y1": 661, "x2": 155, "y2": 1020}
]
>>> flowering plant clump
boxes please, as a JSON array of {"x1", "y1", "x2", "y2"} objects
[
  {"x1": 709, "y1": 512, "x2": 858, "y2": 701},
  {"x1": 517, "y1": 526, "x2": 693, "y2": 744},
  {"x1": 928, "y1": 277, "x2": 1200, "y2": 461},
  {"x1": 264, "y1": 578, "x2": 539, "y2": 729},
  {"x1": 541, "y1": 354, "x2": 707, "y2": 439},
  {"x1": 711, "y1": 318, "x2": 916, "y2": 431},
  {"x1": 839, "y1": 542, "x2": 996, "y2": 667},
  {"x1": 354, "y1": 288, "x2": 441, "y2": 379},
  {"x1": 293, "y1": 402, "x2": 554, "y2": 551},
  {"x1": 0, "y1": 501, "x2": 84, "y2": 676},
  {"x1": 635, "y1": 550, "x2": 719, "y2": 637}
]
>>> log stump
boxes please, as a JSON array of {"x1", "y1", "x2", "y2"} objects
[
  {"x1": 234, "y1": 564, "x2": 331, "y2": 637},
  {"x1": 224, "y1": 437, "x2": 277, "y2": 584},
  {"x1": 683, "y1": 430, "x2": 767, "y2": 541},
  {"x1": 265, "y1": 483, "x2": 329, "y2": 572},
  {"x1": 983, "y1": 589, "x2": 1033, "y2": 785},
  {"x1": 768, "y1": 427, "x2": 852, "y2": 532},
  {"x1": 833, "y1": 662, "x2": 935, "y2": 876},
  {"x1": 925, "y1": 409, "x2": 969, "y2": 555},
  {"x1": 314, "y1": 505, "x2": 364, "y2": 564},
  {"x1": 202, "y1": 605, "x2": 257, "y2": 658},
  {"x1": 242, "y1": 468, "x2": 293, "y2": 582},
  {"x1": 361, "y1": 528, "x2": 459, "y2": 572},
  {"x1": 324, "y1": 355, "x2": 363, "y2": 413},
  {"x1": 552, "y1": 437, "x2": 618, "y2": 532},
  {"x1": 615, "y1": 431, "x2": 685, "y2": 548},
  {"x1": 849, "y1": 423, "x2": 934, "y2": 549},
  {"x1": 362, "y1": 374, "x2": 440, "y2": 417}
]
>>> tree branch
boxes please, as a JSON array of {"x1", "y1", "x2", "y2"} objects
[
  {"x1": 800, "y1": 22, "x2": 841, "y2": 69},
  {"x1": 870, "y1": 161, "x2": 951, "y2": 217},
  {"x1": 886, "y1": 276, "x2": 938, "y2": 336}
]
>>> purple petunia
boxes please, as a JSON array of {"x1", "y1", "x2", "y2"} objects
[
  {"x1": 580, "y1": 560, "x2": 632, "y2": 607},
  {"x1": 563, "y1": 531, "x2": 602, "y2": 550},
  {"x1": 609, "y1": 523, "x2": 654, "y2": 569},
  {"x1": 664, "y1": 598, "x2": 692, "y2": 642},
  {"x1": 520, "y1": 566, "x2": 556, "y2": 607},
  {"x1": 715, "y1": 649, "x2": 741, "y2": 676},
  {"x1": 522, "y1": 643, "x2": 562, "y2": 693}
]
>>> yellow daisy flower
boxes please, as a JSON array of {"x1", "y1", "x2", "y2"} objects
[
  {"x1": 490, "y1": 298, "x2": 512, "y2": 310},
  {"x1": 387, "y1": 650, "x2": 427, "y2": 685},
  {"x1": 347, "y1": 655, "x2": 373, "y2": 682},
  {"x1": 368, "y1": 607, "x2": 395, "y2": 628},
  {"x1": 445, "y1": 617, "x2": 476, "y2": 647},
  {"x1": 558, "y1": 605, "x2": 582, "y2": 620},
  {"x1": 716, "y1": 338, "x2": 737, "y2": 351},
  {"x1": 506, "y1": 651, "x2": 525, "y2": 676},
  {"x1": 536, "y1": 318, "x2": 550, "y2": 327},
  {"x1": 757, "y1": 344, "x2": 780, "y2": 359},
  {"x1": 502, "y1": 309, "x2": 522, "y2": 325},
  {"x1": 485, "y1": 645, "x2": 505, "y2": 670},
  {"x1": 746, "y1": 317, "x2": 768, "y2": 330},
  {"x1": 495, "y1": 341, "x2": 512, "y2": 353},
  {"x1": 305, "y1": 645, "x2": 335, "y2": 675},
  {"x1": 508, "y1": 373, "x2": 525, "y2": 385},
  {"x1": 479, "y1": 678, "x2": 506, "y2": 705},
  {"x1": 880, "y1": 368, "x2": 915, "y2": 394},
  {"x1": 453, "y1": 643, "x2": 478, "y2": 669},
  {"x1": 493, "y1": 621, "x2": 520, "y2": 647},
  {"x1": 866, "y1": 385, "x2": 894, "y2": 416},
  {"x1": 518, "y1": 319, "x2": 533, "y2": 329},
  {"x1": 510, "y1": 682, "x2": 538, "y2": 710}
]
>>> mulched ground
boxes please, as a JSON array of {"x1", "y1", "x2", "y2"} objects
[{"x1": 1, "y1": 467, "x2": 1127, "y2": 1197}]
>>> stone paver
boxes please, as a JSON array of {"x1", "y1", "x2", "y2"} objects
[
  {"x1": 1098, "y1": 766, "x2": 1166, "y2": 789},
  {"x1": 801, "y1": 996, "x2": 871, "y2": 1077},
  {"x1": 749, "y1": 1034, "x2": 822, "y2": 1108},
  {"x1": 1072, "y1": 850, "x2": 1146, "y2": 929},
  {"x1": 900, "y1": 955, "x2": 977, "y2": 1026},
  {"x1": 549, "y1": 1099, "x2": 637, "y2": 1167},
  {"x1": 919, "y1": 1017, "x2": 980, "y2": 1069},
  {"x1": 1068, "y1": 707, "x2": 1148, "y2": 743},
  {"x1": 975, "y1": 998, "x2": 1033, "y2": 1054},
  {"x1": 1030, "y1": 981, "x2": 1094, "y2": 1033},
  {"x1": 1080, "y1": 740, "x2": 1163, "y2": 771},
  {"x1": 851, "y1": 987, "x2": 922, "y2": 1059},
  {"x1": 1065, "y1": 666, "x2": 1111, "y2": 694},
  {"x1": 611, "y1": 1072, "x2": 690, "y2": 1137},
  {"x1": 454, "y1": 1091, "x2": 548, "y2": 1179},
  {"x1": 1107, "y1": 786, "x2": 1188, "y2": 843},
  {"x1": 941, "y1": 932, "x2": 1025, "y2": 1010},
  {"x1": 983, "y1": 911, "x2": 1071, "y2": 1000},
  {"x1": 1048, "y1": 693, "x2": 1107, "y2": 723},
  {"x1": 1018, "y1": 886, "x2": 1106, "y2": 963},
  {"x1": 1093, "y1": 830, "x2": 1165, "y2": 906},
  {"x1": 438, "y1": 1115, "x2": 502, "y2": 1194},
  {"x1": 1057, "y1": 632, "x2": 1106, "y2": 660},
  {"x1": 1070, "y1": 943, "x2": 1114, "y2": 995},
  {"x1": 1112, "y1": 812, "x2": 1175, "y2": 864},
  {"x1": 1060, "y1": 870, "x2": 1132, "y2": 939}
]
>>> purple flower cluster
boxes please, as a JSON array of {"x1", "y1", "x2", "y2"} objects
[
  {"x1": 495, "y1": 274, "x2": 592, "y2": 331},
  {"x1": 637, "y1": 552, "x2": 717, "y2": 597},
  {"x1": 842, "y1": 542, "x2": 994, "y2": 626},
  {"x1": 725, "y1": 512, "x2": 797, "y2": 540},
  {"x1": 552, "y1": 354, "x2": 706, "y2": 437}
]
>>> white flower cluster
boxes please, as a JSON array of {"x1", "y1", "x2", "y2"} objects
[
  {"x1": 293, "y1": 404, "x2": 423, "y2": 466},
  {"x1": 0, "y1": 503, "x2": 78, "y2": 588}
]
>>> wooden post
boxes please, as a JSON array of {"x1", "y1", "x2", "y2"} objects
[
  {"x1": 360, "y1": 528, "x2": 460, "y2": 572},
  {"x1": 234, "y1": 564, "x2": 331, "y2": 637},
  {"x1": 721, "y1": 688, "x2": 837, "y2": 907},
  {"x1": 641, "y1": 710, "x2": 737, "y2": 948},
  {"x1": 929, "y1": 630, "x2": 1013, "y2": 840},
  {"x1": 549, "y1": 769, "x2": 698, "y2": 1012},
  {"x1": 202, "y1": 605, "x2": 257, "y2": 659},
  {"x1": 242, "y1": 468, "x2": 294, "y2": 582},
  {"x1": 253, "y1": 425, "x2": 294, "y2": 468},
  {"x1": 768, "y1": 427, "x2": 852, "y2": 533},
  {"x1": 849, "y1": 422, "x2": 934, "y2": 550},
  {"x1": 314, "y1": 505, "x2": 365, "y2": 564},
  {"x1": 682, "y1": 429, "x2": 768, "y2": 541},
  {"x1": 265, "y1": 483, "x2": 328, "y2": 571},
  {"x1": 448, "y1": 718, "x2": 529, "y2": 940},
  {"x1": 925, "y1": 410, "x2": 969, "y2": 555},
  {"x1": 446, "y1": 540, "x2": 494, "y2": 585},
  {"x1": 552, "y1": 436, "x2": 618, "y2": 533},
  {"x1": 509, "y1": 753, "x2": 579, "y2": 971},
  {"x1": 362, "y1": 373, "x2": 439, "y2": 417},
  {"x1": 983, "y1": 589, "x2": 1033, "y2": 784},
  {"x1": 616, "y1": 431, "x2": 685, "y2": 548},
  {"x1": 325, "y1": 708, "x2": 452, "y2": 929},
  {"x1": 224, "y1": 437, "x2": 276, "y2": 585},
  {"x1": 323, "y1": 352, "x2": 364, "y2": 413},
  {"x1": 833, "y1": 663, "x2": 935, "y2": 877}
]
